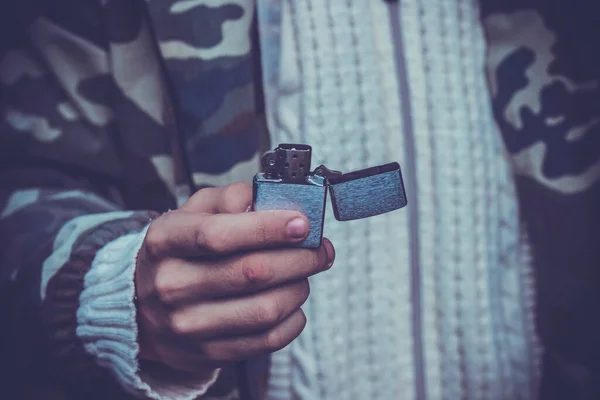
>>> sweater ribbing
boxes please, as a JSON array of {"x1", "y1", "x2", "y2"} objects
[{"x1": 260, "y1": 1, "x2": 540, "y2": 399}]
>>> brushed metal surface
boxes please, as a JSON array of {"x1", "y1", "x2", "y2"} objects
[
  {"x1": 329, "y1": 169, "x2": 407, "y2": 221},
  {"x1": 253, "y1": 175, "x2": 327, "y2": 248}
]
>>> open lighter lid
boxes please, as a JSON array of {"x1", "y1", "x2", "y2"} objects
[{"x1": 315, "y1": 162, "x2": 407, "y2": 221}]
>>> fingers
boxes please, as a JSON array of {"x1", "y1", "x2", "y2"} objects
[
  {"x1": 172, "y1": 309, "x2": 307, "y2": 371},
  {"x1": 137, "y1": 181, "x2": 329, "y2": 373},
  {"x1": 143, "y1": 209, "x2": 311, "y2": 258},
  {"x1": 203, "y1": 309, "x2": 307, "y2": 362},
  {"x1": 169, "y1": 279, "x2": 310, "y2": 339},
  {"x1": 152, "y1": 239, "x2": 335, "y2": 303},
  {"x1": 180, "y1": 182, "x2": 252, "y2": 214}
]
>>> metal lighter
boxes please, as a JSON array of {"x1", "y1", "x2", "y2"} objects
[{"x1": 252, "y1": 143, "x2": 408, "y2": 248}]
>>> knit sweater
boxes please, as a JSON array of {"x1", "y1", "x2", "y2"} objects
[{"x1": 258, "y1": 1, "x2": 539, "y2": 399}]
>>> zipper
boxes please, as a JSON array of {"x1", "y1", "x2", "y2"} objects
[{"x1": 386, "y1": 2, "x2": 426, "y2": 399}]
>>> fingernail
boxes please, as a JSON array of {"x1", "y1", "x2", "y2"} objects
[
  {"x1": 323, "y1": 238, "x2": 335, "y2": 267},
  {"x1": 287, "y1": 217, "x2": 308, "y2": 239}
]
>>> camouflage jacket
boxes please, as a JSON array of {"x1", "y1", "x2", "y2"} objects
[
  {"x1": 0, "y1": 0, "x2": 263, "y2": 399},
  {"x1": 2, "y1": 0, "x2": 600, "y2": 399}
]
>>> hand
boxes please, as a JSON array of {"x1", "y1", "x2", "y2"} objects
[{"x1": 135, "y1": 183, "x2": 335, "y2": 373}]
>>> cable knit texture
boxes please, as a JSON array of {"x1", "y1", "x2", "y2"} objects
[
  {"x1": 259, "y1": 1, "x2": 540, "y2": 399},
  {"x1": 76, "y1": 225, "x2": 220, "y2": 400}
]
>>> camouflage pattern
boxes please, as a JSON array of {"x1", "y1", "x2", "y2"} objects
[
  {"x1": 146, "y1": 0, "x2": 265, "y2": 188},
  {"x1": 0, "y1": 0, "x2": 256, "y2": 398},
  {"x1": 482, "y1": 1, "x2": 600, "y2": 398}
]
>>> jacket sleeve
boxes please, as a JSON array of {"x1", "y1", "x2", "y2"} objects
[
  {"x1": 0, "y1": 2, "x2": 238, "y2": 399},
  {"x1": 0, "y1": 171, "x2": 232, "y2": 400}
]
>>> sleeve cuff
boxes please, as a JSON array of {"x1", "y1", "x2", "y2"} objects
[{"x1": 76, "y1": 224, "x2": 220, "y2": 399}]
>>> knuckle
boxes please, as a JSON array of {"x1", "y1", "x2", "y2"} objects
[
  {"x1": 197, "y1": 217, "x2": 227, "y2": 253},
  {"x1": 153, "y1": 262, "x2": 180, "y2": 304},
  {"x1": 263, "y1": 328, "x2": 287, "y2": 352},
  {"x1": 191, "y1": 187, "x2": 213, "y2": 200},
  {"x1": 186, "y1": 187, "x2": 212, "y2": 205},
  {"x1": 255, "y1": 299, "x2": 283, "y2": 326},
  {"x1": 181, "y1": 187, "x2": 219, "y2": 213},
  {"x1": 144, "y1": 220, "x2": 168, "y2": 259},
  {"x1": 169, "y1": 312, "x2": 192, "y2": 336},
  {"x1": 241, "y1": 255, "x2": 275, "y2": 285}
]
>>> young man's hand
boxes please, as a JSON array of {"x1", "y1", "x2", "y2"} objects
[{"x1": 135, "y1": 183, "x2": 335, "y2": 373}]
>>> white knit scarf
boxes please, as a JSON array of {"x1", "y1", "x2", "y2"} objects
[{"x1": 257, "y1": 1, "x2": 540, "y2": 399}]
